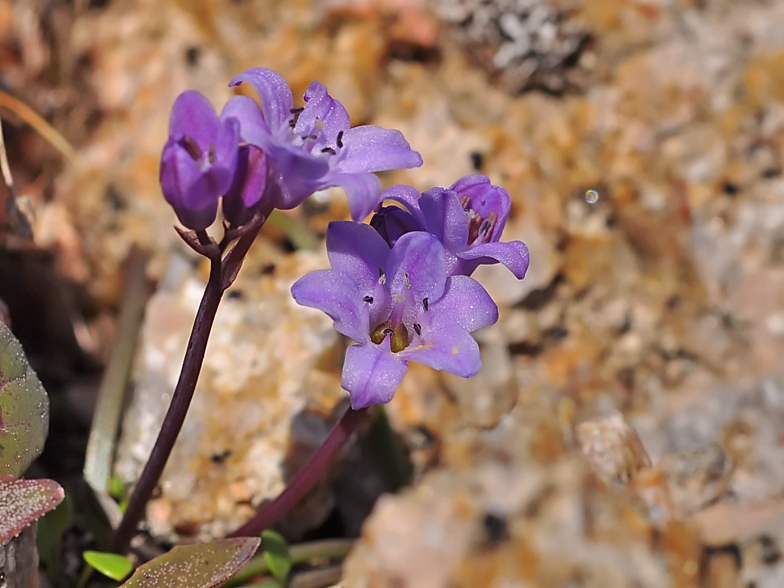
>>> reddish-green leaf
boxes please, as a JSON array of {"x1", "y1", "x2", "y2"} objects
[
  {"x1": 120, "y1": 538, "x2": 260, "y2": 588},
  {"x1": 0, "y1": 322, "x2": 49, "y2": 477},
  {"x1": 0, "y1": 476, "x2": 65, "y2": 542}
]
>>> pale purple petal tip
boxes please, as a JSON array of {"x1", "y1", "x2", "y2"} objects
[
  {"x1": 229, "y1": 68, "x2": 294, "y2": 133},
  {"x1": 342, "y1": 342, "x2": 408, "y2": 409}
]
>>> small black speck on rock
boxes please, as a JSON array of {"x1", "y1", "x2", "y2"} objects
[
  {"x1": 185, "y1": 46, "x2": 201, "y2": 66},
  {"x1": 482, "y1": 512, "x2": 509, "y2": 546}
]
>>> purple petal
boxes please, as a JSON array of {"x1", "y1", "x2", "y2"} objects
[
  {"x1": 223, "y1": 145, "x2": 268, "y2": 226},
  {"x1": 326, "y1": 221, "x2": 390, "y2": 292},
  {"x1": 386, "y1": 231, "x2": 446, "y2": 302},
  {"x1": 222, "y1": 95, "x2": 271, "y2": 143},
  {"x1": 295, "y1": 81, "x2": 350, "y2": 146},
  {"x1": 320, "y1": 172, "x2": 382, "y2": 221},
  {"x1": 419, "y1": 188, "x2": 469, "y2": 253},
  {"x1": 380, "y1": 184, "x2": 426, "y2": 227},
  {"x1": 402, "y1": 326, "x2": 481, "y2": 377},
  {"x1": 342, "y1": 342, "x2": 408, "y2": 408},
  {"x1": 186, "y1": 166, "x2": 233, "y2": 209},
  {"x1": 429, "y1": 275, "x2": 498, "y2": 333},
  {"x1": 160, "y1": 140, "x2": 199, "y2": 208},
  {"x1": 160, "y1": 144, "x2": 220, "y2": 229},
  {"x1": 212, "y1": 117, "x2": 240, "y2": 173},
  {"x1": 265, "y1": 144, "x2": 331, "y2": 209},
  {"x1": 169, "y1": 91, "x2": 220, "y2": 151},
  {"x1": 456, "y1": 240, "x2": 530, "y2": 279},
  {"x1": 229, "y1": 68, "x2": 294, "y2": 133},
  {"x1": 291, "y1": 270, "x2": 369, "y2": 343},
  {"x1": 370, "y1": 205, "x2": 420, "y2": 247},
  {"x1": 336, "y1": 126, "x2": 423, "y2": 174}
]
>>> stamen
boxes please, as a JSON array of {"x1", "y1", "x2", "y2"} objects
[
  {"x1": 181, "y1": 136, "x2": 202, "y2": 161},
  {"x1": 363, "y1": 296, "x2": 374, "y2": 303},
  {"x1": 378, "y1": 267, "x2": 386, "y2": 285},
  {"x1": 404, "y1": 272, "x2": 411, "y2": 290},
  {"x1": 321, "y1": 147, "x2": 337, "y2": 155},
  {"x1": 337, "y1": 130, "x2": 344, "y2": 148},
  {"x1": 459, "y1": 195, "x2": 471, "y2": 209},
  {"x1": 467, "y1": 213, "x2": 483, "y2": 244},
  {"x1": 478, "y1": 219, "x2": 491, "y2": 236},
  {"x1": 423, "y1": 297, "x2": 429, "y2": 312},
  {"x1": 301, "y1": 134, "x2": 319, "y2": 141},
  {"x1": 289, "y1": 106, "x2": 304, "y2": 128},
  {"x1": 413, "y1": 322, "x2": 422, "y2": 336}
]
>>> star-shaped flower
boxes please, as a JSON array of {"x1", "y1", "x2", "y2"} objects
[
  {"x1": 291, "y1": 222, "x2": 498, "y2": 408},
  {"x1": 223, "y1": 68, "x2": 423, "y2": 221}
]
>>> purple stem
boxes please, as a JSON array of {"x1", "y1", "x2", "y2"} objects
[
  {"x1": 113, "y1": 243, "x2": 223, "y2": 552},
  {"x1": 227, "y1": 406, "x2": 369, "y2": 538}
]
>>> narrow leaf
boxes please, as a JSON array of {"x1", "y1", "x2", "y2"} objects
[
  {"x1": 0, "y1": 321, "x2": 49, "y2": 477},
  {"x1": 120, "y1": 538, "x2": 260, "y2": 588},
  {"x1": 84, "y1": 551, "x2": 134, "y2": 581},
  {"x1": 261, "y1": 530, "x2": 291, "y2": 585},
  {"x1": 0, "y1": 476, "x2": 64, "y2": 542}
]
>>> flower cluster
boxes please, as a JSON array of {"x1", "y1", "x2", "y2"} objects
[
  {"x1": 160, "y1": 68, "x2": 423, "y2": 230},
  {"x1": 292, "y1": 177, "x2": 529, "y2": 408},
  {"x1": 160, "y1": 68, "x2": 529, "y2": 409}
]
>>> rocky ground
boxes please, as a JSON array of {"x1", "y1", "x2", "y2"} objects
[{"x1": 2, "y1": 0, "x2": 784, "y2": 586}]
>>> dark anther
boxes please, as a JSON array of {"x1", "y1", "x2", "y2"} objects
[
  {"x1": 423, "y1": 297, "x2": 429, "y2": 312},
  {"x1": 337, "y1": 130, "x2": 344, "y2": 148},
  {"x1": 479, "y1": 219, "x2": 492, "y2": 236},
  {"x1": 181, "y1": 136, "x2": 202, "y2": 161},
  {"x1": 289, "y1": 107, "x2": 304, "y2": 128},
  {"x1": 413, "y1": 322, "x2": 422, "y2": 336},
  {"x1": 404, "y1": 272, "x2": 412, "y2": 290},
  {"x1": 321, "y1": 147, "x2": 337, "y2": 155},
  {"x1": 363, "y1": 296, "x2": 374, "y2": 303},
  {"x1": 301, "y1": 134, "x2": 319, "y2": 141},
  {"x1": 383, "y1": 328, "x2": 394, "y2": 335}
]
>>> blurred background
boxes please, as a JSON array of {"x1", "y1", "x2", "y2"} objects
[{"x1": 1, "y1": 0, "x2": 784, "y2": 586}]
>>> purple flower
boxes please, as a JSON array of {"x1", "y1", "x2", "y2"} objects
[
  {"x1": 160, "y1": 91, "x2": 240, "y2": 230},
  {"x1": 223, "y1": 68, "x2": 423, "y2": 221},
  {"x1": 371, "y1": 175, "x2": 529, "y2": 278},
  {"x1": 291, "y1": 221, "x2": 498, "y2": 409}
]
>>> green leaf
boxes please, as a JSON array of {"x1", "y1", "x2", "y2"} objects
[
  {"x1": 261, "y1": 530, "x2": 291, "y2": 586},
  {"x1": 84, "y1": 551, "x2": 134, "y2": 581},
  {"x1": 120, "y1": 538, "x2": 260, "y2": 588},
  {"x1": 0, "y1": 321, "x2": 49, "y2": 477},
  {"x1": 0, "y1": 476, "x2": 64, "y2": 542}
]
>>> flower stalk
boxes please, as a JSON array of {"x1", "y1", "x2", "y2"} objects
[{"x1": 227, "y1": 406, "x2": 368, "y2": 538}]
